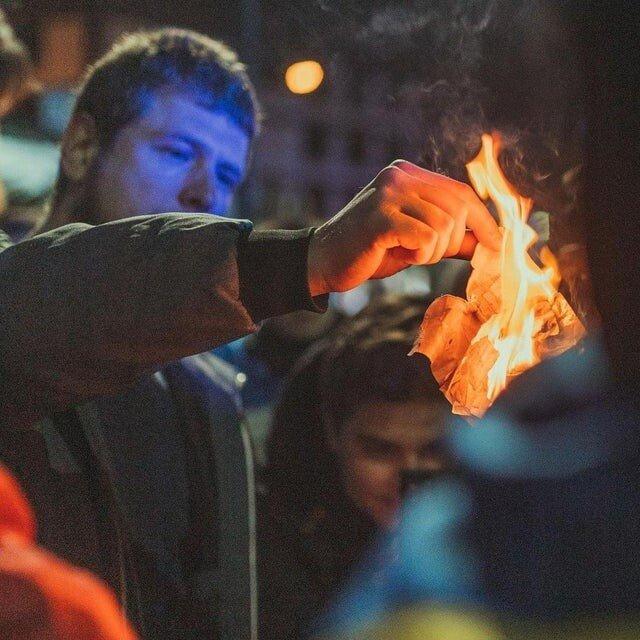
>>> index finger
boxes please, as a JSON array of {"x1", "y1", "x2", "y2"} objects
[{"x1": 391, "y1": 160, "x2": 501, "y2": 251}]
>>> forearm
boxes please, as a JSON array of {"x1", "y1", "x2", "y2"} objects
[{"x1": 0, "y1": 214, "x2": 323, "y2": 422}]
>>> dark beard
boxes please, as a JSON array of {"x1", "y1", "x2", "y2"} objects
[{"x1": 68, "y1": 162, "x2": 109, "y2": 226}]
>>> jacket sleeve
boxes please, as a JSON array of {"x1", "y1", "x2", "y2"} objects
[{"x1": 0, "y1": 213, "x2": 324, "y2": 424}]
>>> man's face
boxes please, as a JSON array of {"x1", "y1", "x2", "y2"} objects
[
  {"x1": 89, "y1": 86, "x2": 250, "y2": 221},
  {"x1": 334, "y1": 399, "x2": 449, "y2": 530}
]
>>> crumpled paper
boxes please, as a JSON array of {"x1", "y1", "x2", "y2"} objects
[{"x1": 411, "y1": 244, "x2": 586, "y2": 417}]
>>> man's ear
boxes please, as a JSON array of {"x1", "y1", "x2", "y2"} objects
[{"x1": 60, "y1": 113, "x2": 99, "y2": 181}]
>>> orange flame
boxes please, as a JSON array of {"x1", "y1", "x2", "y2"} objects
[{"x1": 466, "y1": 133, "x2": 561, "y2": 400}]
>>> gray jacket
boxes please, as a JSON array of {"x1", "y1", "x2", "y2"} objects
[{"x1": 0, "y1": 214, "x2": 320, "y2": 639}]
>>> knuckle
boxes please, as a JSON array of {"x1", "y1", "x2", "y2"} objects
[
  {"x1": 442, "y1": 214, "x2": 456, "y2": 234},
  {"x1": 459, "y1": 182, "x2": 477, "y2": 200},
  {"x1": 452, "y1": 206, "x2": 467, "y2": 224},
  {"x1": 376, "y1": 182, "x2": 395, "y2": 202},
  {"x1": 431, "y1": 210, "x2": 455, "y2": 235},
  {"x1": 378, "y1": 165, "x2": 402, "y2": 188},
  {"x1": 456, "y1": 202, "x2": 470, "y2": 222},
  {"x1": 446, "y1": 235, "x2": 464, "y2": 256},
  {"x1": 422, "y1": 226, "x2": 437, "y2": 244}
]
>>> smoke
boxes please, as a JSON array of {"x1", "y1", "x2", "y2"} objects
[
  {"x1": 367, "y1": 6, "x2": 432, "y2": 38},
  {"x1": 372, "y1": 3, "x2": 582, "y2": 229},
  {"x1": 312, "y1": 0, "x2": 494, "y2": 73},
  {"x1": 313, "y1": 0, "x2": 588, "y2": 313},
  {"x1": 312, "y1": 1, "x2": 584, "y2": 218}
]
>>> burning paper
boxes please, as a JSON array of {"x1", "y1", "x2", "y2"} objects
[{"x1": 411, "y1": 133, "x2": 585, "y2": 417}]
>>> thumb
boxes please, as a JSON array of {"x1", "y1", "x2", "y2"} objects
[{"x1": 455, "y1": 231, "x2": 479, "y2": 260}]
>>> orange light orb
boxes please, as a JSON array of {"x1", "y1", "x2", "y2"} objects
[{"x1": 284, "y1": 60, "x2": 324, "y2": 95}]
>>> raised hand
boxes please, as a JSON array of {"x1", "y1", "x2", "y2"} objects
[{"x1": 307, "y1": 160, "x2": 501, "y2": 296}]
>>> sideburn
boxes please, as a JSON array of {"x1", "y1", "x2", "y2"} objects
[{"x1": 43, "y1": 162, "x2": 105, "y2": 232}]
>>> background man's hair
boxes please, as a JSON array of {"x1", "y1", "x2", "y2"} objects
[
  {"x1": 73, "y1": 28, "x2": 260, "y2": 147},
  {"x1": 318, "y1": 294, "x2": 446, "y2": 435}
]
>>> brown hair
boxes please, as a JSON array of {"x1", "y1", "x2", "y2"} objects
[{"x1": 318, "y1": 295, "x2": 445, "y2": 436}]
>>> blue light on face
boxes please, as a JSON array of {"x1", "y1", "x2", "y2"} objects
[{"x1": 91, "y1": 84, "x2": 251, "y2": 221}]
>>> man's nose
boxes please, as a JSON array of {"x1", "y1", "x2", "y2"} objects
[{"x1": 178, "y1": 160, "x2": 216, "y2": 213}]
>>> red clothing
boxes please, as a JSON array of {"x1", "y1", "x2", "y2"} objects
[
  {"x1": 0, "y1": 464, "x2": 138, "y2": 639},
  {"x1": 0, "y1": 464, "x2": 34, "y2": 541}
]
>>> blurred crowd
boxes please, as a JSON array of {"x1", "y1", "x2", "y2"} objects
[{"x1": 0, "y1": 3, "x2": 639, "y2": 640}]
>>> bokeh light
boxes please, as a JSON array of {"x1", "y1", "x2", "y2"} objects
[{"x1": 284, "y1": 60, "x2": 324, "y2": 95}]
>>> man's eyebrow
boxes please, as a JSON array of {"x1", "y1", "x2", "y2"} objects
[{"x1": 155, "y1": 132, "x2": 200, "y2": 146}]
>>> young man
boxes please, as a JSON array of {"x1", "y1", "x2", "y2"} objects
[
  {"x1": 0, "y1": 28, "x2": 500, "y2": 640},
  {"x1": 9, "y1": 29, "x2": 262, "y2": 640},
  {"x1": 261, "y1": 295, "x2": 452, "y2": 640}
]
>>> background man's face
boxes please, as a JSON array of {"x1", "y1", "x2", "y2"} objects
[
  {"x1": 89, "y1": 86, "x2": 250, "y2": 221},
  {"x1": 334, "y1": 399, "x2": 448, "y2": 530}
]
